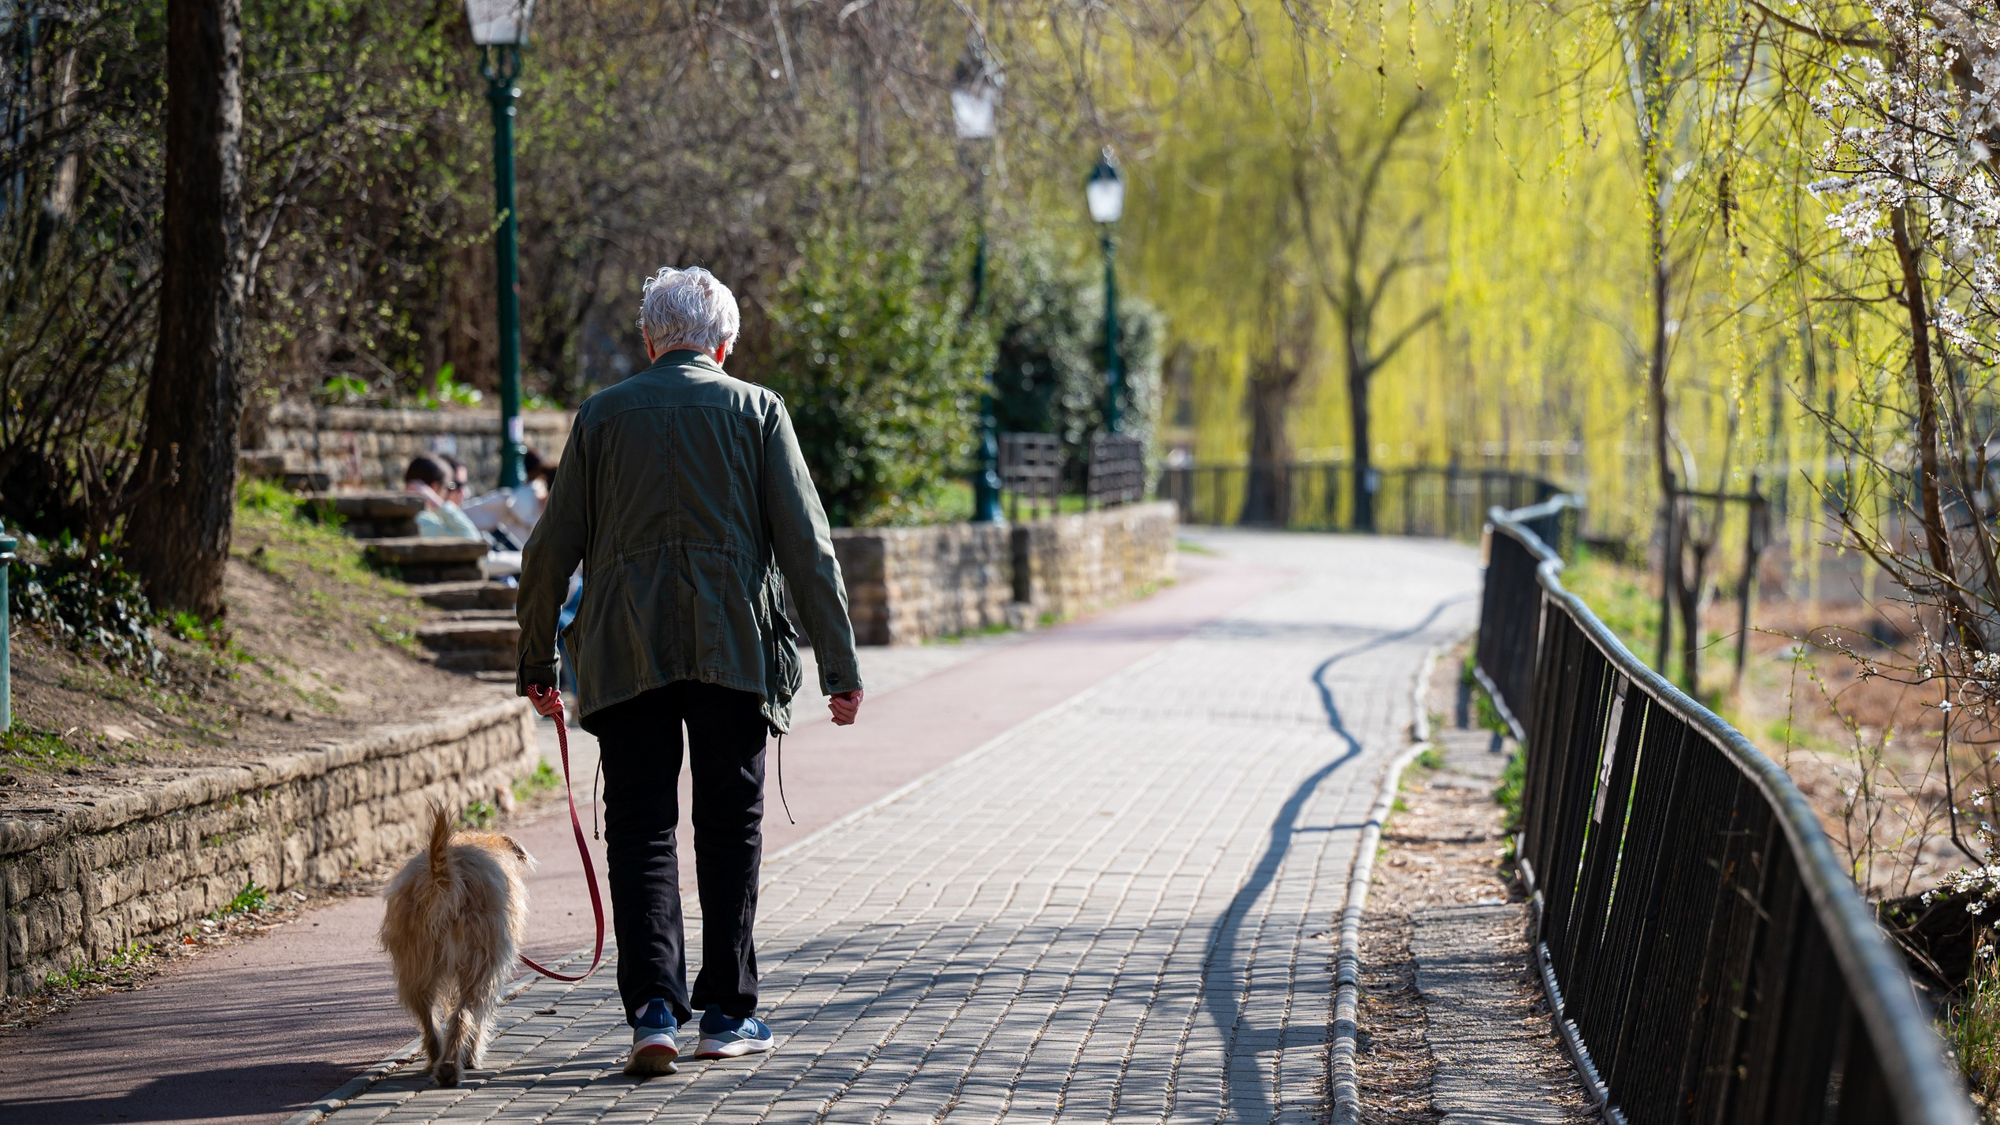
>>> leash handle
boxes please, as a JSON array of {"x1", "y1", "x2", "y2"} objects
[{"x1": 518, "y1": 691, "x2": 606, "y2": 983}]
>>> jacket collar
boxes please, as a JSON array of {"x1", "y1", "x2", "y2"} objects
[{"x1": 642, "y1": 348, "x2": 725, "y2": 377}]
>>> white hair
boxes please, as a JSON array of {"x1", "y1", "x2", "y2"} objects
[{"x1": 638, "y1": 266, "x2": 741, "y2": 353}]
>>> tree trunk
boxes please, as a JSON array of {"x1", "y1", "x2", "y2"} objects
[
  {"x1": 1242, "y1": 358, "x2": 1298, "y2": 525},
  {"x1": 1349, "y1": 354, "x2": 1375, "y2": 533},
  {"x1": 126, "y1": 0, "x2": 246, "y2": 618},
  {"x1": 1678, "y1": 528, "x2": 1710, "y2": 699},
  {"x1": 1645, "y1": 134, "x2": 1678, "y2": 682},
  {"x1": 1891, "y1": 206, "x2": 1979, "y2": 648}
]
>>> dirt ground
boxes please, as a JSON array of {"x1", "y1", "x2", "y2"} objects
[
  {"x1": 1354, "y1": 646, "x2": 1593, "y2": 1124},
  {"x1": 3, "y1": 497, "x2": 509, "y2": 810},
  {"x1": 1563, "y1": 551, "x2": 1979, "y2": 897}
]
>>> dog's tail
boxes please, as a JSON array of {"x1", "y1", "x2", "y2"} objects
[{"x1": 427, "y1": 801, "x2": 455, "y2": 887}]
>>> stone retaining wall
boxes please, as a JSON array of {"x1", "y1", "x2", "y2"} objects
[
  {"x1": 832, "y1": 523, "x2": 1016, "y2": 645},
  {"x1": 1013, "y1": 501, "x2": 1181, "y2": 623},
  {"x1": 830, "y1": 501, "x2": 1178, "y2": 645},
  {"x1": 0, "y1": 698, "x2": 537, "y2": 996},
  {"x1": 255, "y1": 403, "x2": 574, "y2": 491}
]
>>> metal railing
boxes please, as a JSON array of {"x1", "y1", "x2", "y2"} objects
[
  {"x1": 1477, "y1": 496, "x2": 1972, "y2": 1125},
  {"x1": 1160, "y1": 462, "x2": 1558, "y2": 537}
]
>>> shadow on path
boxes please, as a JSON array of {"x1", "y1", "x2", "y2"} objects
[{"x1": 1199, "y1": 593, "x2": 1473, "y2": 1121}]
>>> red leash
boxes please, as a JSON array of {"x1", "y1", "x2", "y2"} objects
[{"x1": 518, "y1": 690, "x2": 605, "y2": 982}]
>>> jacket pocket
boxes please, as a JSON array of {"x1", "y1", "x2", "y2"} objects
[{"x1": 766, "y1": 572, "x2": 803, "y2": 702}]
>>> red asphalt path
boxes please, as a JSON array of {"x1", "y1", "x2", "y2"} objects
[{"x1": 0, "y1": 550, "x2": 1286, "y2": 1125}]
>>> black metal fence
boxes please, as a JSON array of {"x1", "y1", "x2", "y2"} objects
[
  {"x1": 1477, "y1": 497, "x2": 1971, "y2": 1125},
  {"x1": 1160, "y1": 462, "x2": 1557, "y2": 537}
]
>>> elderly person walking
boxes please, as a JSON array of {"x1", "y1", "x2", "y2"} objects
[{"x1": 516, "y1": 266, "x2": 864, "y2": 1076}]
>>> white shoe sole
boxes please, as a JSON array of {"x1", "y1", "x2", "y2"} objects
[
  {"x1": 694, "y1": 1035, "x2": 775, "y2": 1059},
  {"x1": 625, "y1": 1035, "x2": 680, "y2": 1076}
]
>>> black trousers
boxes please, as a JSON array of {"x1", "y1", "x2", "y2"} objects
[{"x1": 583, "y1": 680, "x2": 768, "y2": 1025}]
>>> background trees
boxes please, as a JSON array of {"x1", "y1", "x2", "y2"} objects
[{"x1": 1, "y1": 0, "x2": 1195, "y2": 538}]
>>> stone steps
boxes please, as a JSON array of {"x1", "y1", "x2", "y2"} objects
[
  {"x1": 416, "y1": 618, "x2": 519, "y2": 674},
  {"x1": 297, "y1": 490, "x2": 423, "y2": 539},
  {"x1": 362, "y1": 536, "x2": 487, "y2": 584},
  {"x1": 412, "y1": 580, "x2": 518, "y2": 612}
]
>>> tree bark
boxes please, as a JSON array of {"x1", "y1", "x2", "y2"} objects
[
  {"x1": 1242, "y1": 357, "x2": 1300, "y2": 525},
  {"x1": 126, "y1": 0, "x2": 246, "y2": 618},
  {"x1": 1642, "y1": 99, "x2": 1680, "y2": 683},
  {"x1": 1892, "y1": 205, "x2": 1980, "y2": 648},
  {"x1": 1349, "y1": 352, "x2": 1375, "y2": 533}
]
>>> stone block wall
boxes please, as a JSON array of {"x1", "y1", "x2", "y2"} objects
[
  {"x1": 1014, "y1": 501, "x2": 1180, "y2": 623},
  {"x1": 0, "y1": 698, "x2": 537, "y2": 996},
  {"x1": 832, "y1": 524, "x2": 1016, "y2": 645},
  {"x1": 826, "y1": 501, "x2": 1177, "y2": 646},
  {"x1": 255, "y1": 403, "x2": 574, "y2": 492}
]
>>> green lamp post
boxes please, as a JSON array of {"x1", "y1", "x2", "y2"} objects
[
  {"x1": 954, "y1": 51, "x2": 1004, "y2": 524},
  {"x1": 1086, "y1": 148, "x2": 1124, "y2": 434},
  {"x1": 467, "y1": 0, "x2": 535, "y2": 489}
]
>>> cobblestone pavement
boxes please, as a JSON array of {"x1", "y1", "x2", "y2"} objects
[{"x1": 316, "y1": 531, "x2": 1478, "y2": 1125}]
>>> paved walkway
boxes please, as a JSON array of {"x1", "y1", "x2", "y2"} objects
[
  {"x1": 0, "y1": 544, "x2": 1285, "y2": 1125},
  {"x1": 312, "y1": 531, "x2": 1478, "y2": 1125}
]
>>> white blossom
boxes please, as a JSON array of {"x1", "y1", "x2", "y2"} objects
[{"x1": 1813, "y1": 0, "x2": 2000, "y2": 362}]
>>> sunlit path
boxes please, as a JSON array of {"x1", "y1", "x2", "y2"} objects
[{"x1": 312, "y1": 531, "x2": 1477, "y2": 1125}]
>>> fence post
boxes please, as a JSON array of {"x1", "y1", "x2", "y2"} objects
[
  {"x1": 0, "y1": 521, "x2": 13, "y2": 732},
  {"x1": 1735, "y1": 475, "x2": 1770, "y2": 687}
]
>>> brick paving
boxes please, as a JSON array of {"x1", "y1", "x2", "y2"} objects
[{"x1": 314, "y1": 531, "x2": 1478, "y2": 1124}]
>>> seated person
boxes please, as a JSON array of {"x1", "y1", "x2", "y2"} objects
[
  {"x1": 462, "y1": 445, "x2": 555, "y2": 547},
  {"x1": 404, "y1": 454, "x2": 481, "y2": 539}
]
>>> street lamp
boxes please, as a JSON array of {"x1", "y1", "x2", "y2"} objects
[
  {"x1": 1087, "y1": 147, "x2": 1124, "y2": 434},
  {"x1": 954, "y1": 50, "x2": 1004, "y2": 523},
  {"x1": 466, "y1": 0, "x2": 535, "y2": 488}
]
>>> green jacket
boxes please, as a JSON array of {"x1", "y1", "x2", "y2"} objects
[{"x1": 515, "y1": 349, "x2": 863, "y2": 731}]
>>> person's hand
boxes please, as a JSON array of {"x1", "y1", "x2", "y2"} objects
[
  {"x1": 829, "y1": 689, "x2": 863, "y2": 726},
  {"x1": 526, "y1": 684, "x2": 564, "y2": 719},
  {"x1": 405, "y1": 480, "x2": 444, "y2": 510}
]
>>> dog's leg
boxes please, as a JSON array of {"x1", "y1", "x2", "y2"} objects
[
  {"x1": 398, "y1": 973, "x2": 445, "y2": 1076},
  {"x1": 434, "y1": 1009, "x2": 465, "y2": 1088},
  {"x1": 419, "y1": 1008, "x2": 445, "y2": 1077},
  {"x1": 459, "y1": 965, "x2": 504, "y2": 1069}
]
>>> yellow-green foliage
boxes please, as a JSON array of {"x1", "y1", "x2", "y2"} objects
[{"x1": 1091, "y1": 0, "x2": 1896, "y2": 561}]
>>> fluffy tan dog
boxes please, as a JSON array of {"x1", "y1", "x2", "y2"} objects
[{"x1": 381, "y1": 803, "x2": 534, "y2": 1086}]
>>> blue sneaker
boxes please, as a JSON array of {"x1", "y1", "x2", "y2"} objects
[
  {"x1": 626, "y1": 999, "x2": 679, "y2": 1076},
  {"x1": 694, "y1": 1011, "x2": 775, "y2": 1059}
]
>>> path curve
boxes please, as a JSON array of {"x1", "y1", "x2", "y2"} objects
[
  {"x1": 0, "y1": 530, "x2": 1476, "y2": 1125},
  {"x1": 312, "y1": 530, "x2": 1479, "y2": 1125}
]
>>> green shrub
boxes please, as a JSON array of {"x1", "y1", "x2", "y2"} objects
[
  {"x1": 990, "y1": 236, "x2": 1165, "y2": 482},
  {"x1": 9, "y1": 533, "x2": 160, "y2": 673},
  {"x1": 763, "y1": 222, "x2": 994, "y2": 527}
]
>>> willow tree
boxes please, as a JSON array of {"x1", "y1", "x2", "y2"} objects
[
  {"x1": 1122, "y1": 0, "x2": 1448, "y2": 526},
  {"x1": 1292, "y1": 94, "x2": 1441, "y2": 531}
]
